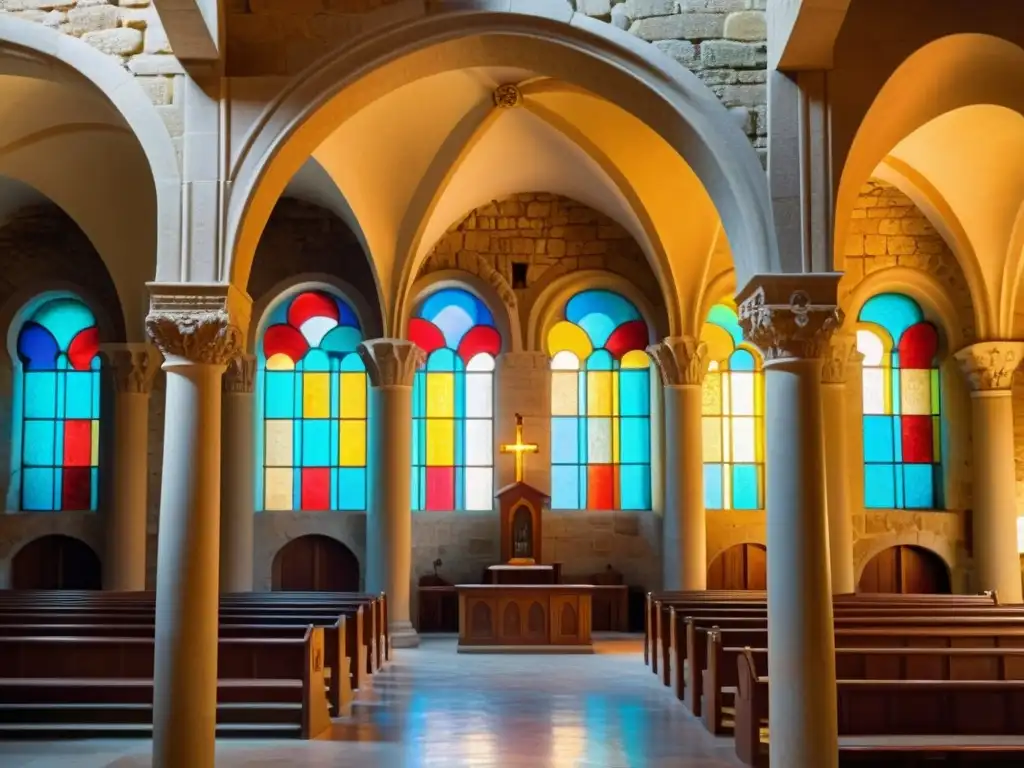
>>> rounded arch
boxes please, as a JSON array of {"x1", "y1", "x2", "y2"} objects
[
  {"x1": 854, "y1": 531, "x2": 955, "y2": 587},
  {"x1": 225, "y1": 6, "x2": 777, "y2": 306},
  {"x1": 407, "y1": 270, "x2": 521, "y2": 354},
  {"x1": 707, "y1": 542, "x2": 767, "y2": 591},
  {"x1": 855, "y1": 540, "x2": 952, "y2": 595},
  {"x1": 11, "y1": 533, "x2": 101, "y2": 590},
  {"x1": 271, "y1": 534, "x2": 361, "y2": 592}
]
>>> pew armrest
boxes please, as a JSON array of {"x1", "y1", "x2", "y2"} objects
[
  {"x1": 301, "y1": 627, "x2": 333, "y2": 740},
  {"x1": 734, "y1": 648, "x2": 767, "y2": 767}
]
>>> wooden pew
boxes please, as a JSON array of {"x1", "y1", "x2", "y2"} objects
[
  {"x1": 0, "y1": 630, "x2": 332, "y2": 739},
  {"x1": 645, "y1": 591, "x2": 765, "y2": 668},
  {"x1": 734, "y1": 648, "x2": 1024, "y2": 767}
]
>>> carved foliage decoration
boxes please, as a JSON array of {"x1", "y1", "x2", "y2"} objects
[
  {"x1": 223, "y1": 354, "x2": 256, "y2": 394},
  {"x1": 821, "y1": 333, "x2": 858, "y2": 385},
  {"x1": 739, "y1": 285, "x2": 843, "y2": 362},
  {"x1": 646, "y1": 335, "x2": 708, "y2": 386},
  {"x1": 102, "y1": 343, "x2": 161, "y2": 394},
  {"x1": 146, "y1": 308, "x2": 243, "y2": 366},
  {"x1": 954, "y1": 341, "x2": 1024, "y2": 392},
  {"x1": 357, "y1": 339, "x2": 425, "y2": 387}
]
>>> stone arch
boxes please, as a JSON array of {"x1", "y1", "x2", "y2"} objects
[
  {"x1": 271, "y1": 534, "x2": 361, "y2": 592},
  {"x1": 225, "y1": 5, "x2": 777, "y2": 312},
  {"x1": 11, "y1": 533, "x2": 101, "y2": 590}
]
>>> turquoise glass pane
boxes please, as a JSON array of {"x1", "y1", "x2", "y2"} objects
[
  {"x1": 619, "y1": 464, "x2": 650, "y2": 510},
  {"x1": 304, "y1": 349, "x2": 330, "y2": 372},
  {"x1": 566, "y1": 290, "x2": 641, "y2": 347},
  {"x1": 301, "y1": 420, "x2": 330, "y2": 466},
  {"x1": 579, "y1": 466, "x2": 589, "y2": 509},
  {"x1": 893, "y1": 416, "x2": 904, "y2": 462},
  {"x1": 64, "y1": 372, "x2": 93, "y2": 419},
  {"x1": 619, "y1": 370, "x2": 650, "y2": 416},
  {"x1": 455, "y1": 466, "x2": 465, "y2": 510},
  {"x1": 586, "y1": 349, "x2": 614, "y2": 371},
  {"x1": 337, "y1": 468, "x2": 366, "y2": 510},
  {"x1": 862, "y1": 416, "x2": 895, "y2": 462},
  {"x1": 551, "y1": 465, "x2": 579, "y2": 510},
  {"x1": 33, "y1": 299, "x2": 95, "y2": 350},
  {"x1": 903, "y1": 464, "x2": 934, "y2": 509},
  {"x1": 864, "y1": 464, "x2": 896, "y2": 508},
  {"x1": 23, "y1": 371, "x2": 56, "y2": 418},
  {"x1": 704, "y1": 464, "x2": 723, "y2": 509},
  {"x1": 730, "y1": 349, "x2": 755, "y2": 372},
  {"x1": 265, "y1": 372, "x2": 295, "y2": 418},
  {"x1": 410, "y1": 467, "x2": 422, "y2": 510},
  {"x1": 426, "y1": 348, "x2": 459, "y2": 372},
  {"x1": 620, "y1": 418, "x2": 650, "y2": 463},
  {"x1": 732, "y1": 464, "x2": 759, "y2": 510},
  {"x1": 22, "y1": 421, "x2": 54, "y2": 466},
  {"x1": 707, "y1": 305, "x2": 743, "y2": 345},
  {"x1": 22, "y1": 468, "x2": 54, "y2": 511},
  {"x1": 339, "y1": 353, "x2": 365, "y2": 372},
  {"x1": 858, "y1": 293, "x2": 924, "y2": 345},
  {"x1": 90, "y1": 370, "x2": 100, "y2": 416},
  {"x1": 321, "y1": 326, "x2": 362, "y2": 355},
  {"x1": 551, "y1": 417, "x2": 579, "y2": 464},
  {"x1": 411, "y1": 417, "x2": 424, "y2": 465},
  {"x1": 90, "y1": 467, "x2": 99, "y2": 510}
]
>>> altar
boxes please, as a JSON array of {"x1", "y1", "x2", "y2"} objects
[{"x1": 456, "y1": 584, "x2": 594, "y2": 653}]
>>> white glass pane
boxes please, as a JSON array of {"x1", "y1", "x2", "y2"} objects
[
  {"x1": 722, "y1": 417, "x2": 732, "y2": 462},
  {"x1": 730, "y1": 372, "x2": 755, "y2": 416},
  {"x1": 465, "y1": 420, "x2": 493, "y2": 466},
  {"x1": 588, "y1": 418, "x2": 612, "y2": 463},
  {"x1": 862, "y1": 368, "x2": 886, "y2": 414},
  {"x1": 466, "y1": 372, "x2": 493, "y2": 418},
  {"x1": 551, "y1": 372, "x2": 579, "y2": 416},
  {"x1": 551, "y1": 350, "x2": 580, "y2": 371},
  {"x1": 467, "y1": 353, "x2": 495, "y2": 372},
  {"x1": 857, "y1": 330, "x2": 884, "y2": 366},
  {"x1": 731, "y1": 417, "x2": 756, "y2": 463},
  {"x1": 465, "y1": 467, "x2": 493, "y2": 511},
  {"x1": 265, "y1": 420, "x2": 293, "y2": 467}
]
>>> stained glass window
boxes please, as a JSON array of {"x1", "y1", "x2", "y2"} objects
[
  {"x1": 257, "y1": 290, "x2": 367, "y2": 511},
  {"x1": 409, "y1": 288, "x2": 501, "y2": 511},
  {"x1": 701, "y1": 304, "x2": 764, "y2": 510},
  {"x1": 547, "y1": 289, "x2": 651, "y2": 510},
  {"x1": 16, "y1": 297, "x2": 101, "y2": 511},
  {"x1": 856, "y1": 293, "x2": 942, "y2": 509}
]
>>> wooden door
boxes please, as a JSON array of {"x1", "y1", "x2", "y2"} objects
[
  {"x1": 271, "y1": 535, "x2": 360, "y2": 592},
  {"x1": 11, "y1": 535, "x2": 101, "y2": 590},
  {"x1": 857, "y1": 545, "x2": 951, "y2": 594},
  {"x1": 707, "y1": 544, "x2": 767, "y2": 590}
]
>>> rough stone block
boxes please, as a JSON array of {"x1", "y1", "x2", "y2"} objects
[
  {"x1": 67, "y1": 4, "x2": 119, "y2": 34},
  {"x1": 727, "y1": 105, "x2": 753, "y2": 134},
  {"x1": 878, "y1": 219, "x2": 901, "y2": 236},
  {"x1": 630, "y1": 12, "x2": 723, "y2": 41},
  {"x1": 81, "y1": 27, "x2": 143, "y2": 55},
  {"x1": 652, "y1": 39, "x2": 697, "y2": 67},
  {"x1": 700, "y1": 39, "x2": 765, "y2": 68},
  {"x1": 712, "y1": 83, "x2": 765, "y2": 107},
  {"x1": 680, "y1": 0, "x2": 746, "y2": 9},
  {"x1": 864, "y1": 234, "x2": 886, "y2": 256},
  {"x1": 610, "y1": 3, "x2": 631, "y2": 29},
  {"x1": 887, "y1": 236, "x2": 916, "y2": 256},
  {"x1": 137, "y1": 75, "x2": 172, "y2": 105},
  {"x1": 901, "y1": 217, "x2": 936, "y2": 236},
  {"x1": 845, "y1": 235, "x2": 865, "y2": 257},
  {"x1": 723, "y1": 9, "x2": 765, "y2": 40},
  {"x1": 577, "y1": 0, "x2": 611, "y2": 16},
  {"x1": 128, "y1": 53, "x2": 185, "y2": 75},
  {"x1": 625, "y1": 0, "x2": 676, "y2": 19}
]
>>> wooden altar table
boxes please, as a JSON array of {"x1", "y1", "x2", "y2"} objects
[{"x1": 456, "y1": 584, "x2": 593, "y2": 654}]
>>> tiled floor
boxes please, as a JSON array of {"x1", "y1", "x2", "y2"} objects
[{"x1": 0, "y1": 635, "x2": 743, "y2": 767}]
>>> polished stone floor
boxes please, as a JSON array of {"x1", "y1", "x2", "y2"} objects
[{"x1": 0, "y1": 635, "x2": 743, "y2": 767}]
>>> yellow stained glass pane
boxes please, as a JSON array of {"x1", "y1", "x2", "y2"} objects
[
  {"x1": 722, "y1": 417, "x2": 732, "y2": 462},
  {"x1": 612, "y1": 370, "x2": 619, "y2": 418},
  {"x1": 91, "y1": 420, "x2": 99, "y2": 467},
  {"x1": 862, "y1": 368, "x2": 886, "y2": 414},
  {"x1": 702, "y1": 417, "x2": 722, "y2": 462},
  {"x1": 264, "y1": 468, "x2": 293, "y2": 510},
  {"x1": 730, "y1": 372, "x2": 755, "y2": 416},
  {"x1": 621, "y1": 349, "x2": 650, "y2": 369},
  {"x1": 303, "y1": 373, "x2": 330, "y2": 418},
  {"x1": 732, "y1": 417, "x2": 756, "y2": 463},
  {"x1": 755, "y1": 416, "x2": 765, "y2": 462},
  {"x1": 703, "y1": 373, "x2": 722, "y2": 415},
  {"x1": 722, "y1": 467, "x2": 733, "y2": 509},
  {"x1": 547, "y1": 320, "x2": 593, "y2": 360},
  {"x1": 265, "y1": 420, "x2": 293, "y2": 467},
  {"x1": 587, "y1": 371, "x2": 613, "y2": 416},
  {"x1": 339, "y1": 420, "x2": 366, "y2": 467},
  {"x1": 340, "y1": 372, "x2": 366, "y2": 418},
  {"x1": 552, "y1": 372, "x2": 579, "y2": 416},
  {"x1": 930, "y1": 369, "x2": 940, "y2": 415},
  {"x1": 266, "y1": 353, "x2": 295, "y2": 371},
  {"x1": 900, "y1": 369, "x2": 931, "y2": 416},
  {"x1": 426, "y1": 418, "x2": 454, "y2": 466},
  {"x1": 426, "y1": 372, "x2": 455, "y2": 418}
]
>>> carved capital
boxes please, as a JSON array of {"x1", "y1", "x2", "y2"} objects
[
  {"x1": 737, "y1": 274, "x2": 843, "y2": 362},
  {"x1": 954, "y1": 341, "x2": 1024, "y2": 392},
  {"x1": 821, "y1": 332, "x2": 858, "y2": 385},
  {"x1": 101, "y1": 343, "x2": 161, "y2": 395},
  {"x1": 223, "y1": 354, "x2": 256, "y2": 394},
  {"x1": 647, "y1": 336, "x2": 708, "y2": 386},
  {"x1": 145, "y1": 283, "x2": 250, "y2": 366},
  {"x1": 358, "y1": 339, "x2": 425, "y2": 387}
]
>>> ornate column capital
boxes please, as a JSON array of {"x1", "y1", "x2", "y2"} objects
[
  {"x1": 145, "y1": 283, "x2": 250, "y2": 366},
  {"x1": 101, "y1": 343, "x2": 162, "y2": 395},
  {"x1": 954, "y1": 341, "x2": 1024, "y2": 392},
  {"x1": 358, "y1": 338, "x2": 425, "y2": 387},
  {"x1": 736, "y1": 273, "x2": 843, "y2": 362},
  {"x1": 223, "y1": 354, "x2": 256, "y2": 394},
  {"x1": 821, "y1": 332, "x2": 859, "y2": 385},
  {"x1": 646, "y1": 336, "x2": 708, "y2": 386}
]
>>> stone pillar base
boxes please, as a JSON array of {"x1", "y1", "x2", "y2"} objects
[{"x1": 389, "y1": 620, "x2": 420, "y2": 649}]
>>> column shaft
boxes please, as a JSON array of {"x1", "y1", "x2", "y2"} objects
[
  {"x1": 822, "y1": 381, "x2": 855, "y2": 594},
  {"x1": 663, "y1": 384, "x2": 706, "y2": 590},
  {"x1": 220, "y1": 356, "x2": 255, "y2": 593},
  {"x1": 106, "y1": 391, "x2": 150, "y2": 590}
]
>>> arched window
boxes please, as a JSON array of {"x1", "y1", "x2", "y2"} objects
[
  {"x1": 257, "y1": 290, "x2": 367, "y2": 511},
  {"x1": 547, "y1": 289, "x2": 651, "y2": 511},
  {"x1": 409, "y1": 287, "x2": 501, "y2": 511},
  {"x1": 856, "y1": 293, "x2": 942, "y2": 509},
  {"x1": 15, "y1": 296, "x2": 101, "y2": 511},
  {"x1": 701, "y1": 304, "x2": 764, "y2": 510}
]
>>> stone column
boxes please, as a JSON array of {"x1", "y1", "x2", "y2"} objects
[
  {"x1": 955, "y1": 342, "x2": 1024, "y2": 603},
  {"x1": 358, "y1": 338, "x2": 425, "y2": 648},
  {"x1": 146, "y1": 287, "x2": 247, "y2": 768},
  {"x1": 739, "y1": 275, "x2": 841, "y2": 768},
  {"x1": 100, "y1": 343, "x2": 161, "y2": 591},
  {"x1": 647, "y1": 337, "x2": 708, "y2": 590},
  {"x1": 821, "y1": 333, "x2": 856, "y2": 595},
  {"x1": 220, "y1": 355, "x2": 256, "y2": 593}
]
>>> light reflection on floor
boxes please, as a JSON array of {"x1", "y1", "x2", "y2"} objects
[{"x1": 0, "y1": 635, "x2": 743, "y2": 767}]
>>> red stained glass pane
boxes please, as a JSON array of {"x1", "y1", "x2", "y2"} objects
[
  {"x1": 425, "y1": 466, "x2": 454, "y2": 510},
  {"x1": 901, "y1": 415, "x2": 933, "y2": 463},
  {"x1": 300, "y1": 468, "x2": 330, "y2": 510},
  {"x1": 62, "y1": 467, "x2": 91, "y2": 510},
  {"x1": 605, "y1": 319, "x2": 649, "y2": 360},
  {"x1": 63, "y1": 420, "x2": 92, "y2": 467},
  {"x1": 457, "y1": 325, "x2": 501, "y2": 363},
  {"x1": 263, "y1": 324, "x2": 310, "y2": 364},
  {"x1": 588, "y1": 464, "x2": 615, "y2": 509},
  {"x1": 67, "y1": 326, "x2": 99, "y2": 371},
  {"x1": 287, "y1": 291, "x2": 339, "y2": 328},
  {"x1": 898, "y1": 322, "x2": 938, "y2": 369},
  {"x1": 408, "y1": 318, "x2": 446, "y2": 357}
]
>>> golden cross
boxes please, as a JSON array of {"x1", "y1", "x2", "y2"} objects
[{"x1": 500, "y1": 413, "x2": 538, "y2": 483}]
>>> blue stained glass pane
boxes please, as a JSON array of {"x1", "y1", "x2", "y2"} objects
[
  {"x1": 426, "y1": 348, "x2": 459, "y2": 372},
  {"x1": 455, "y1": 466, "x2": 465, "y2": 510},
  {"x1": 707, "y1": 305, "x2": 743, "y2": 345},
  {"x1": 334, "y1": 297, "x2": 361, "y2": 329},
  {"x1": 411, "y1": 418, "x2": 424, "y2": 465},
  {"x1": 64, "y1": 372, "x2": 93, "y2": 419},
  {"x1": 340, "y1": 353, "x2": 365, "y2": 372},
  {"x1": 454, "y1": 413, "x2": 465, "y2": 467},
  {"x1": 891, "y1": 368, "x2": 901, "y2": 416},
  {"x1": 620, "y1": 418, "x2": 650, "y2": 463},
  {"x1": 620, "y1": 464, "x2": 650, "y2": 510},
  {"x1": 619, "y1": 370, "x2": 650, "y2": 416},
  {"x1": 729, "y1": 350, "x2": 755, "y2": 372},
  {"x1": 410, "y1": 467, "x2": 422, "y2": 510},
  {"x1": 863, "y1": 416, "x2": 895, "y2": 462},
  {"x1": 91, "y1": 370, "x2": 100, "y2": 417},
  {"x1": 577, "y1": 371, "x2": 587, "y2": 413},
  {"x1": 893, "y1": 416, "x2": 904, "y2": 462},
  {"x1": 895, "y1": 463, "x2": 905, "y2": 506},
  {"x1": 704, "y1": 464, "x2": 723, "y2": 509},
  {"x1": 322, "y1": 326, "x2": 363, "y2": 356},
  {"x1": 864, "y1": 464, "x2": 896, "y2": 508},
  {"x1": 32, "y1": 299, "x2": 95, "y2": 350},
  {"x1": 586, "y1": 349, "x2": 614, "y2": 371},
  {"x1": 17, "y1": 323, "x2": 59, "y2": 369},
  {"x1": 23, "y1": 371, "x2": 56, "y2": 419},
  {"x1": 858, "y1": 293, "x2": 924, "y2": 345},
  {"x1": 566, "y1": 290, "x2": 641, "y2": 347},
  {"x1": 903, "y1": 464, "x2": 934, "y2": 509},
  {"x1": 579, "y1": 466, "x2": 589, "y2": 508},
  {"x1": 552, "y1": 418, "x2": 579, "y2": 464},
  {"x1": 54, "y1": 421, "x2": 64, "y2": 468},
  {"x1": 91, "y1": 467, "x2": 99, "y2": 510},
  {"x1": 23, "y1": 421, "x2": 55, "y2": 466},
  {"x1": 732, "y1": 464, "x2": 759, "y2": 510},
  {"x1": 304, "y1": 349, "x2": 330, "y2": 372},
  {"x1": 265, "y1": 372, "x2": 295, "y2": 418},
  {"x1": 302, "y1": 420, "x2": 330, "y2": 466},
  {"x1": 338, "y1": 468, "x2": 366, "y2": 510},
  {"x1": 551, "y1": 465, "x2": 579, "y2": 510},
  {"x1": 421, "y1": 288, "x2": 493, "y2": 328},
  {"x1": 22, "y1": 468, "x2": 54, "y2": 511}
]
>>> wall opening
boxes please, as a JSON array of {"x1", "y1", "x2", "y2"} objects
[
  {"x1": 271, "y1": 534, "x2": 360, "y2": 591},
  {"x1": 857, "y1": 544, "x2": 951, "y2": 594},
  {"x1": 707, "y1": 543, "x2": 766, "y2": 590},
  {"x1": 11, "y1": 534, "x2": 101, "y2": 590}
]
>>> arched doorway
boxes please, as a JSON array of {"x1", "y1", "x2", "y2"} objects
[
  {"x1": 271, "y1": 535, "x2": 360, "y2": 592},
  {"x1": 11, "y1": 535, "x2": 101, "y2": 590},
  {"x1": 707, "y1": 543, "x2": 767, "y2": 590},
  {"x1": 857, "y1": 545, "x2": 951, "y2": 594}
]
